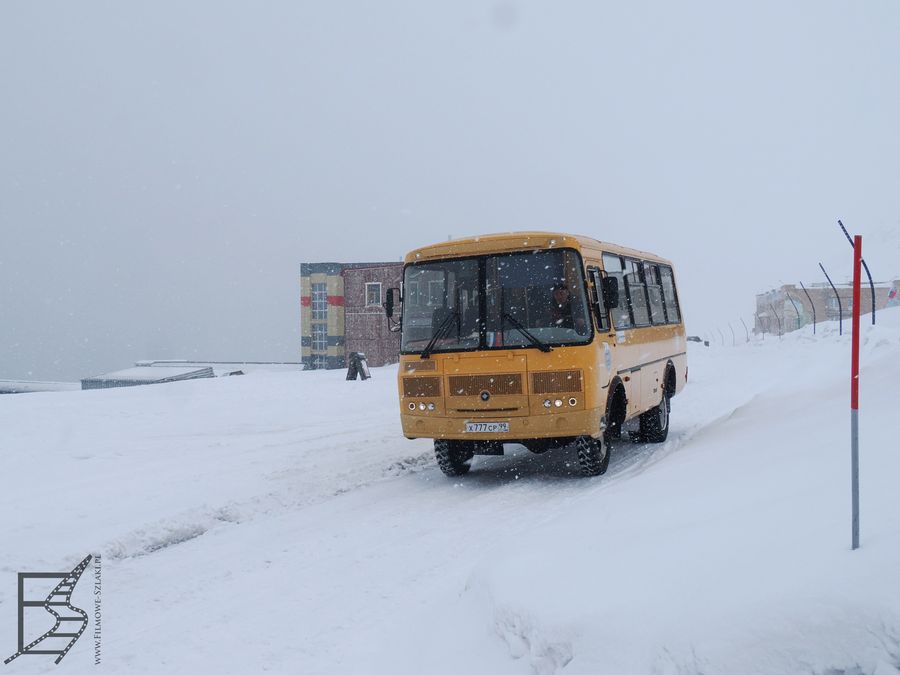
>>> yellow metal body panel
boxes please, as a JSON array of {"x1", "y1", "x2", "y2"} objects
[{"x1": 405, "y1": 231, "x2": 672, "y2": 267}]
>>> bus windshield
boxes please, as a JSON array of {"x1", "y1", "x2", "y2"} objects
[{"x1": 401, "y1": 249, "x2": 592, "y2": 354}]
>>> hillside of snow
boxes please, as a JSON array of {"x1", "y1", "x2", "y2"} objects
[{"x1": 1, "y1": 309, "x2": 900, "y2": 674}]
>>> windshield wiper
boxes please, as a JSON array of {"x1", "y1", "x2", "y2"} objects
[
  {"x1": 501, "y1": 313, "x2": 552, "y2": 352},
  {"x1": 420, "y1": 310, "x2": 459, "y2": 359}
]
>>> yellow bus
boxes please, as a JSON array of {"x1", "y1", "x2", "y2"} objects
[{"x1": 383, "y1": 232, "x2": 687, "y2": 477}]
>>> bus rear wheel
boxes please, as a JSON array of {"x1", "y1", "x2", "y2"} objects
[
  {"x1": 434, "y1": 439, "x2": 474, "y2": 477},
  {"x1": 576, "y1": 435, "x2": 609, "y2": 477},
  {"x1": 639, "y1": 393, "x2": 670, "y2": 443}
]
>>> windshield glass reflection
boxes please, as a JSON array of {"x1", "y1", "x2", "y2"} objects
[{"x1": 401, "y1": 249, "x2": 591, "y2": 354}]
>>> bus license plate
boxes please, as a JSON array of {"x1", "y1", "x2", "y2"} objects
[{"x1": 465, "y1": 422, "x2": 509, "y2": 433}]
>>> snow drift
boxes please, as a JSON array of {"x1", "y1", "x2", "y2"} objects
[{"x1": 1, "y1": 309, "x2": 899, "y2": 674}]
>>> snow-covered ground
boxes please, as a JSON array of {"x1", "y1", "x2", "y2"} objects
[{"x1": 2, "y1": 309, "x2": 900, "y2": 674}]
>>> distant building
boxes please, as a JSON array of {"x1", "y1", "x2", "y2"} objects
[
  {"x1": 300, "y1": 262, "x2": 403, "y2": 370},
  {"x1": 755, "y1": 279, "x2": 900, "y2": 335},
  {"x1": 81, "y1": 365, "x2": 215, "y2": 390}
]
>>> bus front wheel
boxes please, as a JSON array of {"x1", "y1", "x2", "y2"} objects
[
  {"x1": 576, "y1": 435, "x2": 609, "y2": 477},
  {"x1": 434, "y1": 439, "x2": 474, "y2": 477}
]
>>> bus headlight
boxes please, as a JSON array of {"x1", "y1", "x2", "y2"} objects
[
  {"x1": 427, "y1": 403, "x2": 435, "y2": 411},
  {"x1": 543, "y1": 399, "x2": 552, "y2": 408},
  {"x1": 408, "y1": 402, "x2": 416, "y2": 411},
  {"x1": 569, "y1": 397, "x2": 577, "y2": 407},
  {"x1": 554, "y1": 399, "x2": 563, "y2": 408},
  {"x1": 419, "y1": 402, "x2": 426, "y2": 411}
]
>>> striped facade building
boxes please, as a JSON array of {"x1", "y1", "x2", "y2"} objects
[{"x1": 300, "y1": 262, "x2": 403, "y2": 370}]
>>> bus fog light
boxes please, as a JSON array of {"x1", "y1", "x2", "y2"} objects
[
  {"x1": 427, "y1": 403, "x2": 436, "y2": 411},
  {"x1": 408, "y1": 402, "x2": 416, "y2": 411},
  {"x1": 419, "y1": 402, "x2": 426, "y2": 411},
  {"x1": 543, "y1": 399, "x2": 552, "y2": 408},
  {"x1": 569, "y1": 397, "x2": 577, "y2": 406},
  {"x1": 554, "y1": 399, "x2": 563, "y2": 408}
]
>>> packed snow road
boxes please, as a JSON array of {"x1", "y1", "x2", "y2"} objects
[{"x1": 2, "y1": 312, "x2": 899, "y2": 674}]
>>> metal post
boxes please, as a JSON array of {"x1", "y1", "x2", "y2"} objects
[
  {"x1": 839, "y1": 220, "x2": 876, "y2": 325},
  {"x1": 740, "y1": 317, "x2": 749, "y2": 342},
  {"x1": 768, "y1": 304, "x2": 782, "y2": 337},
  {"x1": 799, "y1": 281, "x2": 816, "y2": 334},
  {"x1": 819, "y1": 262, "x2": 843, "y2": 336},
  {"x1": 850, "y1": 235, "x2": 862, "y2": 550}
]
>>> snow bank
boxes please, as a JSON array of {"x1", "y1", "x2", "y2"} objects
[
  {"x1": 401, "y1": 310, "x2": 900, "y2": 675},
  {"x1": 1, "y1": 309, "x2": 898, "y2": 674}
]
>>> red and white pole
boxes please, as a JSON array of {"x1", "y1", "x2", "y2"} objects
[{"x1": 850, "y1": 235, "x2": 862, "y2": 550}]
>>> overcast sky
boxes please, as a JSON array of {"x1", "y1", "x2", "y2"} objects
[{"x1": 2, "y1": 1, "x2": 899, "y2": 381}]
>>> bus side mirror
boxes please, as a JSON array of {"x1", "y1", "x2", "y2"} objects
[
  {"x1": 602, "y1": 276, "x2": 619, "y2": 310},
  {"x1": 384, "y1": 287, "x2": 400, "y2": 318},
  {"x1": 384, "y1": 287, "x2": 402, "y2": 332}
]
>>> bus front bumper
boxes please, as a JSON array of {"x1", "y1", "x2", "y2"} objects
[{"x1": 400, "y1": 408, "x2": 603, "y2": 441}]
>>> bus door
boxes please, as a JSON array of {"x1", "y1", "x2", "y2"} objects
[
  {"x1": 587, "y1": 266, "x2": 612, "y2": 390},
  {"x1": 602, "y1": 253, "x2": 643, "y2": 418}
]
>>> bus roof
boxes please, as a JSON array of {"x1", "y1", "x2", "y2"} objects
[{"x1": 404, "y1": 231, "x2": 673, "y2": 266}]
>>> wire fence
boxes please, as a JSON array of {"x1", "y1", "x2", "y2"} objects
[{"x1": 702, "y1": 220, "x2": 891, "y2": 347}]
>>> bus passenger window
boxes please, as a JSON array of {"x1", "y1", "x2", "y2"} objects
[
  {"x1": 602, "y1": 253, "x2": 632, "y2": 329},
  {"x1": 646, "y1": 264, "x2": 666, "y2": 325},
  {"x1": 660, "y1": 265, "x2": 681, "y2": 323},
  {"x1": 626, "y1": 260, "x2": 650, "y2": 326}
]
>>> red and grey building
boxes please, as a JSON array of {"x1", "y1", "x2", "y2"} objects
[{"x1": 300, "y1": 262, "x2": 403, "y2": 369}]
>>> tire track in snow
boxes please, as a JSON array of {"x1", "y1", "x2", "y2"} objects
[{"x1": 97, "y1": 351, "x2": 765, "y2": 563}]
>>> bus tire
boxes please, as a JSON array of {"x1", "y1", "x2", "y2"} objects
[
  {"x1": 576, "y1": 435, "x2": 609, "y2": 477},
  {"x1": 434, "y1": 439, "x2": 474, "y2": 476},
  {"x1": 639, "y1": 393, "x2": 670, "y2": 443}
]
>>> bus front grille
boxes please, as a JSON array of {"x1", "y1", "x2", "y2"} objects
[
  {"x1": 403, "y1": 376, "x2": 441, "y2": 398},
  {"x1": 532, "y1": 370, "x2": 583, "y2": 394},
  {"x1": 448, "y1": 374, "x2": 523, "y2": 397}
]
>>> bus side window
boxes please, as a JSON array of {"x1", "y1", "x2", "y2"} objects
[
  {"x1": 625, "y1": 259, "x2": 650, "y2": 326},
  {"x1": 646, "y1": 264, "x2": 667, "y2": 325},
  {"x1": 601, "y1": 253, "x2": 632, "y2": 330},
  {"x1": 587, "y1": 267, "x2": 610, "y2": 332},
  {"x1": 660, "y1": 265, "x2": 681, "y2": 324}
]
